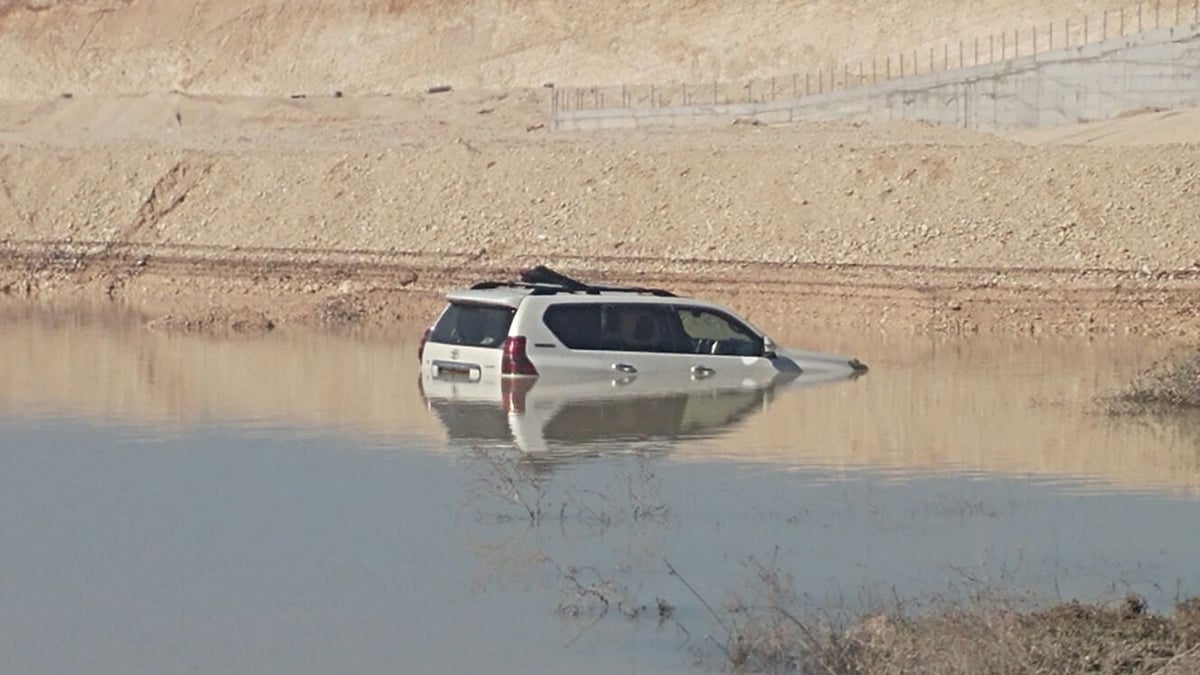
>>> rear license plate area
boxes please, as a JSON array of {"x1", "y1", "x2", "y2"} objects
[{"x1": 433, "y1": 360, "x2": 481, "y2": 382}]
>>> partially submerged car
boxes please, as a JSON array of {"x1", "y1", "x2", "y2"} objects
[{"x1": 418, "y1": 266, "x2": 868, "y2": 387}]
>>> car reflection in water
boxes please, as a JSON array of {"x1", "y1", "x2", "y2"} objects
[{"x1": 419, "y1": 366, "x2": 864, "y2": 470}]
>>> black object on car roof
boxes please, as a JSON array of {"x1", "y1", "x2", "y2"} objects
[{"x1": 469, "y1": 265, "x2": 676, "y2": 297}]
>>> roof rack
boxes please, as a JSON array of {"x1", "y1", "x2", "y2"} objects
[{"x1": 469, "y1": 265, "x2": 676, "y2": 297}]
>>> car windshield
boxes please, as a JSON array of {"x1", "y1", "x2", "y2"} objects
[{"x1": 429, "y1": 302, "x2": 515, "y2": 348}]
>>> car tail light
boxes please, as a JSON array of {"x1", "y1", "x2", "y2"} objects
[
  {"x1": 500, "y1": 336, "x2": 538, "y2": 376},
  {"x1": 417, "y1": 327, "x2": 432, "y2": 362}
]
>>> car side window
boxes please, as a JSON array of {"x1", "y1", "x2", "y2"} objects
[
  {"x1": 674, "y1": 307, "x2": 764, "y2": 357},
  {"x1": 601, "y1": 304, "x2": 689, "y2": 353},
  {"x1": 543, "y1": 304, "x2": 604, "y2": 350},
  {"x1": 543, "y1": 302, "x2": 760, "y2": 355}
]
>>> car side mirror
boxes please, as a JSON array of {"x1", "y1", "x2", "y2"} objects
[{"x1": 762, "y1": 336, "x2": 777, "y2": 359}]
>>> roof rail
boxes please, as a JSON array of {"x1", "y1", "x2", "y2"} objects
[{"x1": 468, "y1": 266, "x2": 677, "y2": 297}]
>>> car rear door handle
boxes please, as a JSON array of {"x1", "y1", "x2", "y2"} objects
[
  {"x1": 691, "y1": 365, "x2": 716, "y2": 379},
  {"x1": 611, "y1": 363, "x2": 637, "y2": 374}
]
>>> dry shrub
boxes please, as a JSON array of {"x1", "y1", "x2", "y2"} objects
[
  {"x1": 709, "y1": 556, "x2": 1200, "y2": 674},
  {"x1": 1103, "y1": 350, "x2": 1200, "y2": 414},
  {"x1": 719, "y1": 557, "x2": 867, "y2": 674},
  {"x1": 800, "y1": 594, "x2": 1200, "y2": 675}
]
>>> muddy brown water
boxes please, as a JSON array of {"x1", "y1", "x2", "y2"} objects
[{"x1": 3, "y1": 304, "x2": 1200, "y2": 674}]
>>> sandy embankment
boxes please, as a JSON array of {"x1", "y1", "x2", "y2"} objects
[{"x1": 1, "y1": 0, "x2": 1198, "y2": 337}]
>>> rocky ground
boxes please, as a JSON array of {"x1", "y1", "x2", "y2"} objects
[{"x1": 2, "y1": 88, "x2": 1199, "y2": 338}]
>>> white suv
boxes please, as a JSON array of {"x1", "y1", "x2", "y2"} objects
[{"x1": 418, "y1": 266, "x2": 867, "y2": 389}]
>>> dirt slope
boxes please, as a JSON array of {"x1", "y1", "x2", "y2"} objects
[
  {"x1": 2, "y1": 90, "x2": 1198, "y2": 336},
  {"x1": 0, "y1": 0, "x2": 1141, "y2": 97}
]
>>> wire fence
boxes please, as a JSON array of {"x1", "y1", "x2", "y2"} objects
[{"x1": 551, "y1": 0, "x2": 1200, "y2": 114}]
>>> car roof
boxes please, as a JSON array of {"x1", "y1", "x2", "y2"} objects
[{"x1": 445, "y1": 287, "x2": 535, "y2": 308}]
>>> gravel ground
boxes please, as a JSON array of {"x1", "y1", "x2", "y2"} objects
[{"x1": 1, "y1": 89, "x2": 1198, "y2": 337}]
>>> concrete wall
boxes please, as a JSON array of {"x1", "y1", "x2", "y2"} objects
[{"x1": 551, "y1": 23, "x2": 1200, "y2": 131}]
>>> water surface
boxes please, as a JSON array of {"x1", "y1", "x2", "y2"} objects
[{"x1": 3, "y1": 305, "x2": 1199, "y2": 674}]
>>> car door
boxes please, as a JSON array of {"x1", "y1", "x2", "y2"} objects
[
  {"x1": 537, "y1": 301, "x2": 786, "y2": 386},
  {"x1": 538, "y1": 302, "x2": 682, "y2": 380},
  {"x1": 665, "y1": 305, "x2": 788, "y2": 387},
  {"x1": 422, "y1": 301, "x2": 516, "y2": 384}
]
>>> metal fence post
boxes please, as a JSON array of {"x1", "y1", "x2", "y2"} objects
[
  {"x1": 959, "y1": 40, "x2": 964, "y2": 68},
  {"x1": 806, "y1": 72, "x2": 811, "y2": 95},
  {"x1": 990, "y1": 33, "x2": 995, "y2": 62},
  {"x1": 1032, "y1": 25, "x2": 1037, "y2": 54},
  {"x1": 1049, "y1": 22, "x2": 1053, "y2": 50},
  {"x1": 1001, "y1": 31, "x2": 1006, "y2": 59},
  {"x1": 1121, "y1": 7, "x2": 1125, "y2": 35},
  {"x1": 913, "y1": 49, "x2": 918, "y2": 73},
  {"x1": 973, "y1": 37, "x2": 978, "y2": 65}
]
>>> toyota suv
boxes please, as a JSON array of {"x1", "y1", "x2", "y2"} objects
[{"x1": 418, "y1": 266, "x2": 867, "y2": 388}]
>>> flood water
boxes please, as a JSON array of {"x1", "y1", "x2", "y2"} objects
[{"x1": 3, "y1": 304, "x2": 1200, "y2": 674}]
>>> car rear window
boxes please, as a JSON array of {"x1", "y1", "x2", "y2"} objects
[{"x1": 429, "y1": 302, "x2": 515, "y2": 349}]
